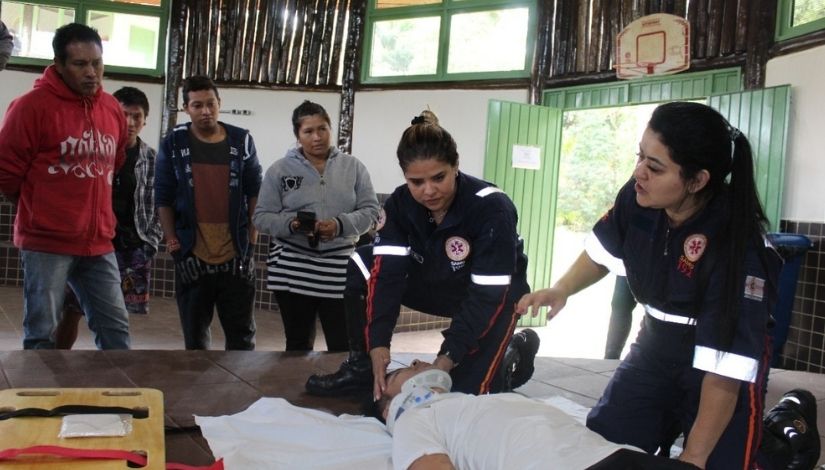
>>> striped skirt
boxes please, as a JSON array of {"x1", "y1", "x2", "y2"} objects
[{"x1": 266, "y1": 239, "x2": 354, "y2": 299}]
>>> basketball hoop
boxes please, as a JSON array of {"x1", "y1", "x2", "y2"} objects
[{"x1": 615, "y1": 13, "x2": 690, "y2": 80}]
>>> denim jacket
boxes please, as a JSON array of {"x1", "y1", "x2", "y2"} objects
[{"x1": 154, "y1": 122, "x2": 263, "y2": 260}]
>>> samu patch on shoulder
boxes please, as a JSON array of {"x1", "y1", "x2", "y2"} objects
[
  {"x1": 744, "y1": 275, "x2": 765, "y2": 301},
  {"x1": 684, "y1": 234, "x2": 708, "y2": 262}
]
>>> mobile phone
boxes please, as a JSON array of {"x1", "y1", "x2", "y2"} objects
[{"x1": 296, "y1": 211, "x2": 317, "y2": 233}]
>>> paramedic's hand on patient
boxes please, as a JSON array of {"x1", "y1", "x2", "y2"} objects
[
  {"x1": 370, "y1": 347, "x2": 391, "y2": 401},
  {"x1": 516, "y1": 287, "x2": 568, "y2": 321},
  {"x1": 433, "y1": 354, "x2": 455, "y2": 372}
]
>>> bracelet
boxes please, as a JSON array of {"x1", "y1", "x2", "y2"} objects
[{"x1": 166, "y1": 239, "x2": 180, "y2": 250}]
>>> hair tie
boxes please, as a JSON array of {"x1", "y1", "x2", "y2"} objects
[
  {"x1": 729, "y1": 126, "x2": 741, "y2": 160},
  {"x1": 411, "y1": 115, "x2": 426, "y2": 125}
]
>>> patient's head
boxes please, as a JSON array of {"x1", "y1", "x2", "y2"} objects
[{"x1": 367, "y1": 360, "x2": 452, "y2": 430}]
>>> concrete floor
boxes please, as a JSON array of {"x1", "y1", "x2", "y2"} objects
[{"x1": 0, "y1": 285, "x2": 823, "y2": 467}]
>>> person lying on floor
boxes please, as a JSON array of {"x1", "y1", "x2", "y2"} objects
[
  {"x1": 374, "y1": 361, "x2": 703, "y2": 470},
  {"x1": 374, "y1": 362, "x2": 820, "y2": 470},
  {"x1": 196, "y1": 361, "x2": 819, "y2": 470}
]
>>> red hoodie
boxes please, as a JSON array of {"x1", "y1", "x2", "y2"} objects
[{"x1": 0, "y1": 65, "x2": 126, "y2": 256}]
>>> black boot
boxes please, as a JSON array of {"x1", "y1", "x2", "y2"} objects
[
  {"x1": 305, "y1": 350, "x2": 373, "y2": 396},
  {"x1": 763, "y1": 389, "x2": 821, "y2": 470},
  {"x1": 497, "y1": 328, "x2": 540, "y2": 391},
  {"x1": 305, "y1": 294, "x2": 373, "y2": 396}
]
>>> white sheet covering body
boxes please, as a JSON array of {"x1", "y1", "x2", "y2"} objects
[
  {"x1": 197, "y1": 395, "x2": 634, "y2": 470},
  {"x1": 392, "y1": 393, "x2": 630, "y2": 470},
  {"x1": 195, "y1": 398, "x2": 393, "y2": 470}
]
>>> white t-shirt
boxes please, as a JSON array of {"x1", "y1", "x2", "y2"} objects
[{"x1": 392, "y1": 393, "x2": 629, "y2": 470}]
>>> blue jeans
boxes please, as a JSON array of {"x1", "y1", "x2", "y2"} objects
[{"x1": 21, "y1": 250, "x2": 130, "y2": 349}]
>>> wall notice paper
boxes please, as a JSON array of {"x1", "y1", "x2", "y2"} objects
[{"x1": 512, "y1": 145, "x2": 541, "y2": 170}]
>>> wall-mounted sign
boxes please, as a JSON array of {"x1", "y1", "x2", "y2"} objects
[
  {"x1": 615, "y1": 13, "x2": 690, "y2": 79},
  {"x1": 512, "y1": 144, "x2": 541, "y2": 170}
]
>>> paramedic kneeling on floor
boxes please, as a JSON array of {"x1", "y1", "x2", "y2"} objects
[
  {"x1": 517, "y1": 102, "x2": 820, "y2": 470},
  {"x1": 305, "y1": 111, "x2": 536, "y2": 398}
]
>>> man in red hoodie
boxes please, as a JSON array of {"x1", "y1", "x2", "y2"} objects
[{"x1": 0, "y1": 23, "x2": 130, "y2": 349}]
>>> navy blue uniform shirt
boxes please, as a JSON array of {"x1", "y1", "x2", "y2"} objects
[
  {"x1": 365, "y1": 172, "x2": 529, "y2": 365},
  {"x1": 588, "y1": 179, "x2": 780, "y2": 382}
]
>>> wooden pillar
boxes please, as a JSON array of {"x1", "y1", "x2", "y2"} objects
[
  {"x1": 338, "y1": 0, "x2": 366, "y2": 154},
  {"x1": 161, "y1": 0, "x2": 188, "y2": 138},
  {"x1": 743, "y1": 0, "x2": 777, "y2": 89},
  {"x1": 529, "y1": 0, "x2": 554, "y2": 105}
]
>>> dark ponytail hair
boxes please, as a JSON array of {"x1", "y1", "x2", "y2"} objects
[
  {"x1": 648, "y1": 102, "x2": 770, "y2": 350},
  {"x1": 396, "y1": 110, "x2": 459, "y2": 172}
]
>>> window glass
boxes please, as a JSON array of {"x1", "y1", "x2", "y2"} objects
[
  {"x1": 363, "y1": 0, "x2": 533, "y2": 83},
  {"x1": 1, "y1": 2, "x2": 76, "y2": 59},
  {"x1": 87, "y1": 10, "x2": 160, "y2": 69},
  {"x1": 105, "y1": 0, "x2": 162, "y2": 5},
  {"x1": 793, "y1": 0, "x2": 825, "y2": 26},
  {"x1": 447, "y1": 7, "x2": 529, "y2": 73},
  {"x1": 370, "y1": 16, "x2": 440, "y2": 76}
]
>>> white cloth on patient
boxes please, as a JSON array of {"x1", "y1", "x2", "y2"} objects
[
  {"x1": 195, "y1": 398, "x2": 393, "y2": 470},
  {"x1": 197, "y1": 395, "x2": 631, "y2": 470},
  {"x1": 392, "y1": 393, "x2": 629, "y2": 470}
]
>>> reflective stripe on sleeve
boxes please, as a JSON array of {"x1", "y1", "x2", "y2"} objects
[
  {"x1": 350, "y1": 251, "x2": 370, "y2": 280},
  {"x1": 584, "y1": 232, "x2": 626, "y2": 276},
  {"x1": 693, "y1": 345, "x2": 759, "y2": 383},
  {"x1": 475, "y1": 187, "x2": 503, "y2": 198},
  {"x1": 373, "y1": 245, "x2": 410, "y2": 256},
  {"x1": 644, "y1": 305, "x2": 697, "y2": 326},
  {"x1": 471, "y1": 274, "x2": 512, "y2": 286}
]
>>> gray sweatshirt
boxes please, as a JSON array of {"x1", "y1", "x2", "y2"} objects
[
  {"x1": 0, "y1": 22, "x2": 13, "y2": 71},
  {"x1": 253, "y1": 146, "x2": 379, "y2": 251}
]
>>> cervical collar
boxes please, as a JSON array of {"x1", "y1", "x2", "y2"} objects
[{"x1": 386, "y1": 369, "x2": 452, "y2": 435}]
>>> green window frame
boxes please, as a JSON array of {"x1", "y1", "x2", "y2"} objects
[
  {"x1": 361, "y1": 0, "x2": 535, "y2": 84},
  {"x1": 775, "y1": 0, "x2": 825, "y2": 41},
  {"x1": 2, "y1": 0, "x2": 169, "y2": 77}
]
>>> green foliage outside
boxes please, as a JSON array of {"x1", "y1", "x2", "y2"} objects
[
  {"x1": 556, "y1": 105, "x2": 655, "y2": 232},
  {"x1": 793, "y1": 0, "x2": 825, "y2": 26}
]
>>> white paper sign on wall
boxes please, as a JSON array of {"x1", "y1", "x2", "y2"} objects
[{"x1": 512, "y1": 144, "x2": 541, "y2": 170}]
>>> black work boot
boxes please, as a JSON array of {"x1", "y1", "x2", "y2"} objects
[
  {"x1": 763, "y1": 389, "x2": 821, "y2": 470},
  {"x1": 305, "y1": 350, "x2": 373, "y2": 396},
  {"x1": 497, "y1": 328, "x2": 540, "y2": 391},
  {"x1": 305, "y1": 293, "x2": 373, "y2": 396}
]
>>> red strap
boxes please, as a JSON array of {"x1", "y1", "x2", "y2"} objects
[
  {"x1": 0, "y1": 445, "x2": 223, "y2": 470},
  {"x1": 167, "y1": 461, "x2": 224, "y2": 470}
]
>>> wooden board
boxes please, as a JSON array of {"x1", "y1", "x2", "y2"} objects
[{"x1": 0, "y1": 388, "x2": 164, "y2": 469}]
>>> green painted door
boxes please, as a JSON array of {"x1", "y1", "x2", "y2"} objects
[
  {"x1": 484, "y1": 100, "x2": 563, "y2": 326},
  {"x1": 708, "y1": 86, "x2": 791, "y2": 231}
]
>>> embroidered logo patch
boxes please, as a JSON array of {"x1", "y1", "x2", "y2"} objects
[
  {"x1": 445, "y1": 236, "x2": 470, "y2": 262},
  {"x1": 281, "y1": 176, "x2": 303, "y2": 192},
  {"x1": 744, "y1": 275, "x2": 765, "y2": 301},
  {"x1": 684, "y1": 234, "x2": 708, "y2": 262}
]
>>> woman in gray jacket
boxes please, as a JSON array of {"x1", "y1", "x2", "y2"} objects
[{"x1": 253, "y1": 101, "x2": 379, "y2": 351}]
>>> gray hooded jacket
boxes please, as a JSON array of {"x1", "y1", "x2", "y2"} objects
[{"x1": 253, "y1": 146, "x2": 378, "y2": 252}]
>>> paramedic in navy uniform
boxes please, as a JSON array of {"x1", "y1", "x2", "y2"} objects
[
  {"x1": 517, "y1": 102, "x2": 800, "y2": 470},
  {"x1": 305, "y1": 111, "x2": 534, "y2": 399}
]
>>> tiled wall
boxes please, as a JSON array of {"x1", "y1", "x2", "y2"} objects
[
  {"x1": 778, "y1": 221, "x2": 825, "y2": 373},
  {"x1": 0, "y1": 197, "x2": 449, "y2": 333}
]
